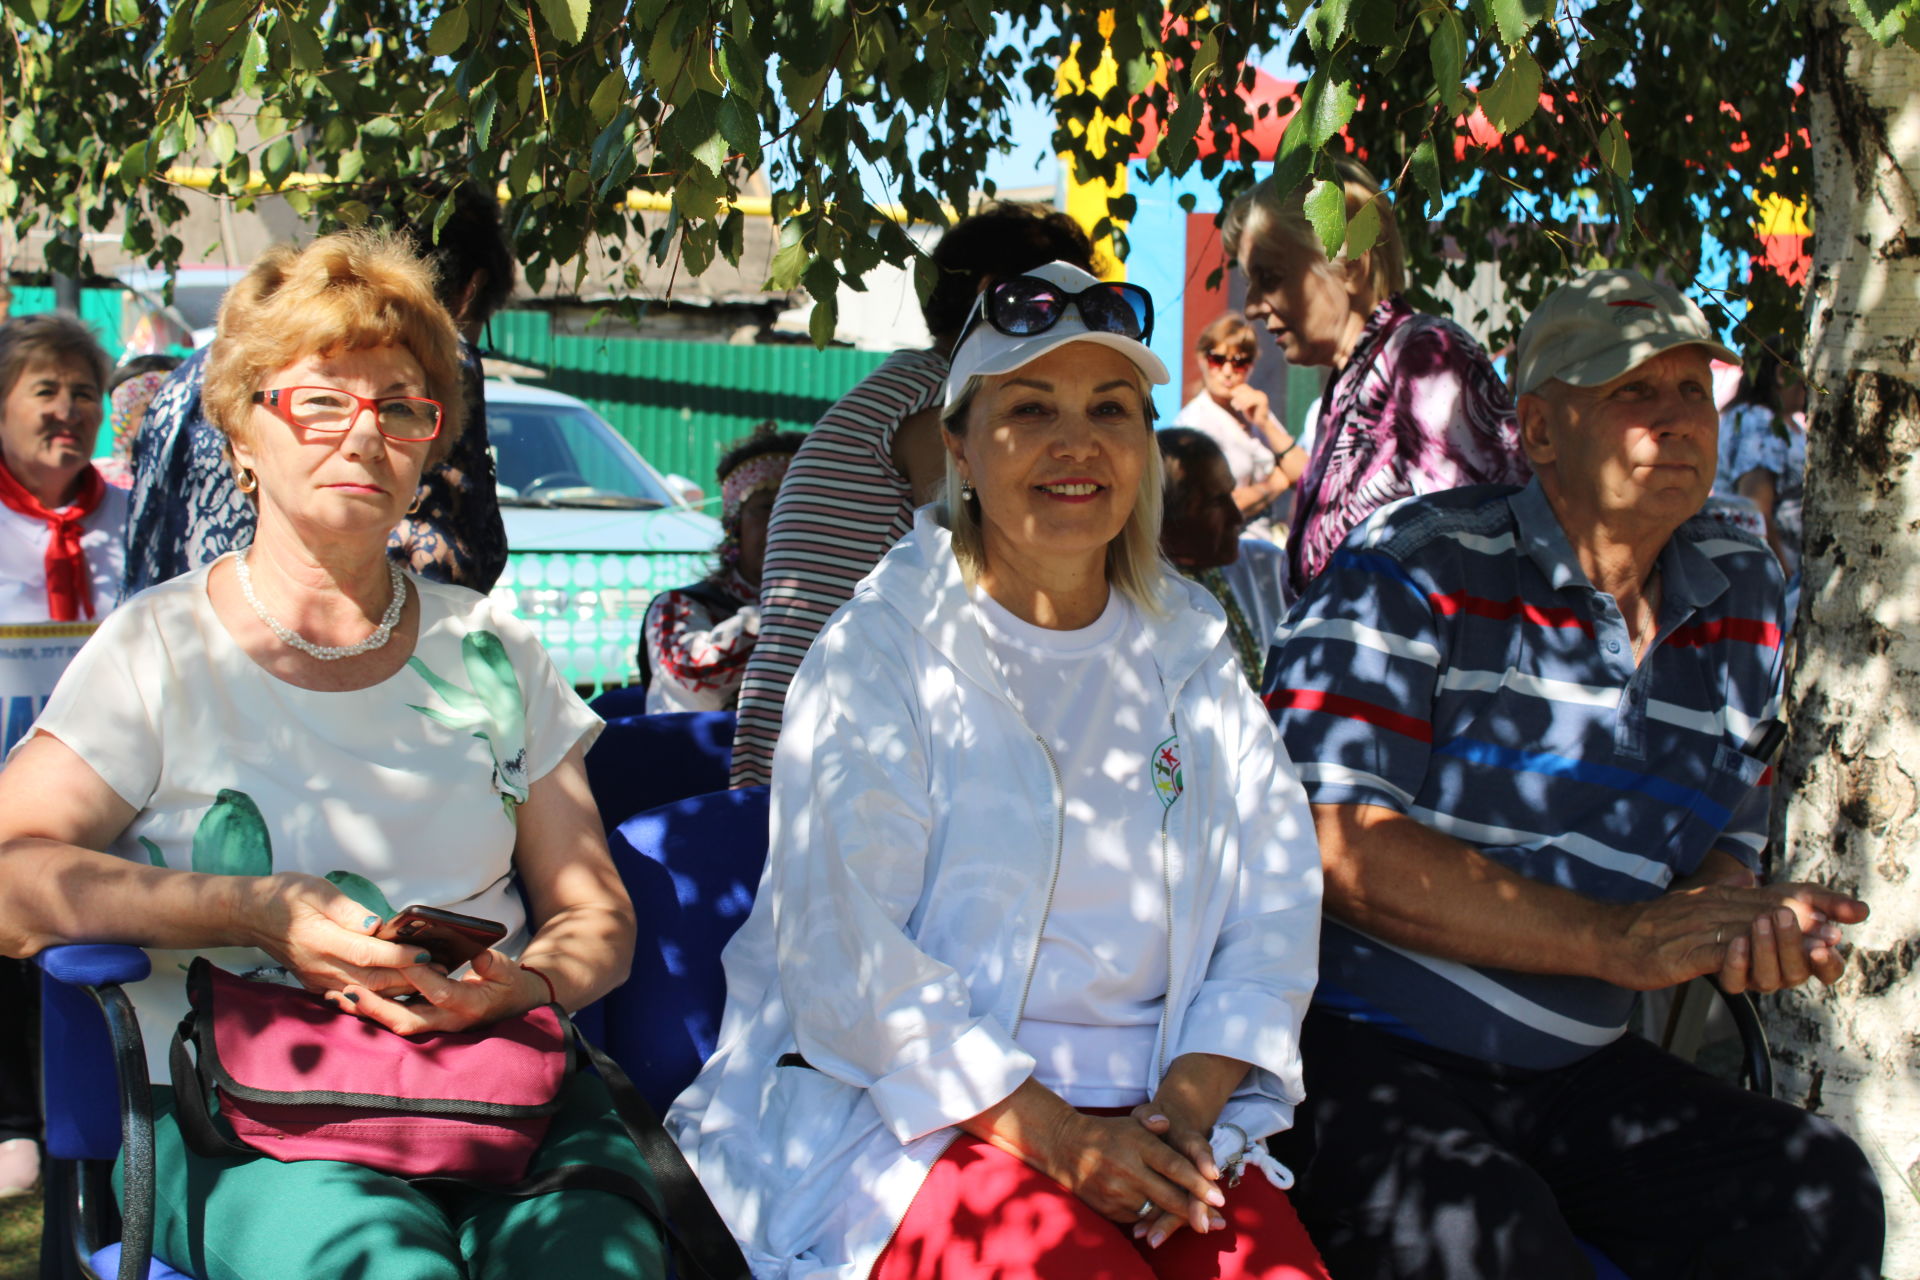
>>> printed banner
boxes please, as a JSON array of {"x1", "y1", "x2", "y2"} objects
[{"x1": 0, "y1": 621, "x2": 98, "y2": 757}]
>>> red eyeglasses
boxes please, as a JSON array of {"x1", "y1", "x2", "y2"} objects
[
  {"x1": 252, "y1": 387, "x2": 444, "y2": 442},
  {"x1": 1204, "y1": 352, "x2": 1254, "y2": 371}
]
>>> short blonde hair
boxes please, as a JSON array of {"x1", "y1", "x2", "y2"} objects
[
  {"x1": 1223, "y1": 158, "x2": 1406, "y2": 304},
  {"x1": 1195, "y1": 313, "x2": 1259, "y2": 360},
  {"x1": 203, "y1": 230, "x2": 467, "y2": 465},
  {"x1": 939, "y1": 371, "x2": 1168, "y2": 615}
]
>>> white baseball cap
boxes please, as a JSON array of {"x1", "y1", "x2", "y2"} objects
[
  {"x1": 1510, "y1": 268, "x2": 1738, "y2": 396},
  {"x1": 942, "y1": 261, "x2": 1170, "y2": 410}
]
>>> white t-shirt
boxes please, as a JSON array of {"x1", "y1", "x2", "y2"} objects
[
  {"x1": 973, "y1": 589, "x2": 1173, "y2": 1106},
  {"x1": 1172, "y1": 394, "x2": 1286, "y2": 544},
  {"x1": 22, "y1": 561, "x2": 602, "y2": 1076},
  {"x1": 0, "y1": 483, "x2": 128, "y2": 623},
  {"x1": 1221, "y1": 536, "x2": 1291, "y2": 654}
]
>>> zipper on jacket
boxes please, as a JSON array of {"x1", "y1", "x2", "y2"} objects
[
  {"x1": 874, "y1": 735, "x2": 1064, "y2": 1275},
  {"x1": 1010, "y1": 731, "x2": 1067, "y2": 1036},
  {"x1": 1153, "y1": 709, "x2": 1179, "y2": 1083}
]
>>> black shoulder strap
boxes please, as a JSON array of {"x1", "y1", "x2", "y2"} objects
[
  {"x1": 167, "y1": 1011, "x2": 256, "y2": 1163},
  {"x1": 568, "y1": 1025, "x2": 751, "y2": 1280},
  {"x1": 416, "y1": 1022, "x2": 751, "y2": 1280}
]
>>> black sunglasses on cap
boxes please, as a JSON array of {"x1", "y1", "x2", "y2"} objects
[{"x1": 956, "y1": 275, "x2": 1156, "y2": 351}]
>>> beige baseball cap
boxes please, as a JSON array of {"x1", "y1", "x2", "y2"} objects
[{"x1": 1510, "y1": 269, "x2": 1737, "y2": 396}]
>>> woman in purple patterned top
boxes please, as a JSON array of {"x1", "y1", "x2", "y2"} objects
[{"x1": 1224, "y1": 160, "x2": 1530, "y2": 593}]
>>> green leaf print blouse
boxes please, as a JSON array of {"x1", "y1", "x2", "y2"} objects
[{"x1": 26, "y1": 561, "x2": 602, "y2": 1077}]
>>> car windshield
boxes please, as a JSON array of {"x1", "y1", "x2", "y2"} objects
[{"x1": 488, "y1": 400, "x2": 680, "y2": 509}]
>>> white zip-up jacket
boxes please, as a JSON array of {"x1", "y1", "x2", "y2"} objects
[{"x1": 666, "y1": 509, "x2": 1323, "y2": 1279}]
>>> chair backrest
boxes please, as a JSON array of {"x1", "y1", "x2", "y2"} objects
[
  {"x1": 583, "y1": 710, "x2": 736, "y2": 833},
  {"x1": 38, "y1": 944, "x2": 153, "y2": 1162},
  {"x1": 594, "y1": 786, "x2": 770, "y2": 1113},
  {"x1": 587, "y1": 685, "x2": 652, "y2": 721}
]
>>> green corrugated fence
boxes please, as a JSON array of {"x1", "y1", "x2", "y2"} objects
[
  {"x1": 485, "y1": 311, "x2": 892, "y2": 487},
  {"x1": 9, "y1": 286, "x2": 126, "y2": 354}
]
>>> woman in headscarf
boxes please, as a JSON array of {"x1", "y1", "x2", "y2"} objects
[{"x1": 639, "y1": 424, "x2": 806, "y2": 713}]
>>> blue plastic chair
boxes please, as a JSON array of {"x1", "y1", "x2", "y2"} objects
[
  {"x1": 37, "y1": 944, "x2": 189, "y2": 1280},
  {"x1": 583, "y1": 711, "x2": 736, "y2": 834},
  {"x1": 586, "y1": 685, "x2": 652, "y2": 722},
  {"x1": 592, "y1": 786, "x2": 770, "y2": 1114}
]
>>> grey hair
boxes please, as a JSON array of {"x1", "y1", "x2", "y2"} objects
[
  {"x1": 939, "y1": 370, "x2": 1169, "y2": 615},
  {"x1": 1222, "y1": 157, "x2": 1407, "y2": 302}
]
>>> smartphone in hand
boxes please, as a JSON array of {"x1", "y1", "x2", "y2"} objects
[{"x1": 377, "y1": 905, "x2": 507, "y2": 970}]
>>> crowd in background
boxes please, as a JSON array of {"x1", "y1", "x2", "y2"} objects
[{"x1": 0, "y1": 153, "x2": 1882, "y2": 1280}]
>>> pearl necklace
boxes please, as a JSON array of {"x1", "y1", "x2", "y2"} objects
[{"x1": 235, "y1": 547, "x2": 407, "y2": 661}]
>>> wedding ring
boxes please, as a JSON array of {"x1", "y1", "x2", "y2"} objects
[
  {"x1": 1716, "y1": 926, "x2": 1725, "y2": 945},
  {"x1": 1136, "y1": 1199, "x2": 1155, "y2": 1218}
]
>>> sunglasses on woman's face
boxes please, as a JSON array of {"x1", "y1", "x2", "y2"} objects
[
  {"x1": 957, "y1": 276, "x2": 1156, "y2": 349},
  {"x1": 1204, "y1": 352, "x2": 1254, "y2": 371}
]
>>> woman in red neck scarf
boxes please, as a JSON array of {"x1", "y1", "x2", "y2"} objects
[
  {"x1": 0, "y1": 314, "x2": 118, "y2": 1200},
  {"x1": 0, "y1": 314, "x2": 123, "y2": 625}
]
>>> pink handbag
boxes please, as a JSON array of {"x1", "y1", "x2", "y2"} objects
[{"x1": 168, "y1": 957, "x2": 570, "y2": 1183}]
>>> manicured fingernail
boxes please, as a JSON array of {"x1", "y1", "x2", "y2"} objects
[
  {"x1": 1206, "y1": 1187, "x2": 1225, "y2": 1207},
  {"x1": 1776, "y1": 907, "x2": 1796, "y2": 929},
  {"x1": 362, "y1": 915, "x2": 380, "y2": 929},
  {"x1": 344, "y1": 991, "x2": 360, "y2": 1004},
  {"x1": 415, "y1": 951, "x2": 434, "y2": 964},
  {"x1": 1149, "y1": 1230, "x2": 1168, "y2": 1249},
  {"x1": 1209, "y1": 1211, "x2": 1226, "y2": 1231},
  {"x1": 1756, "y1": 915, "x2": 1772, "y2": 935},
  {"x1": 1133, "y1": 1223, "x2": 1149, "y2": 1240},
  {"x1": 1148, "y1": 1113, "x2": 1167, "y2": 1124}
]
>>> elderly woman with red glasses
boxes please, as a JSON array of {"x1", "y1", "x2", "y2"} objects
[
  {"x1": 670, "y1": 262, "x2": 1328, "y2": 1280},
  {"x1": 1173, "y1": 313, "x2": 1305, "y2": 544},
  {"x1": 0, "y1": 232, "x2": 663, "y2": 1279}
]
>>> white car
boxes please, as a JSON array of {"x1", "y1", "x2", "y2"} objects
[{"x1": 484, "y1": 380, "x2": 722, "y2": 690}]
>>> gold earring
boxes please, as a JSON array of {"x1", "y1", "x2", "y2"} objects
[
  {"x1": 234, "y1": 466, "x2": 257, "y2": 494},
  {"x1": 406, "y1": 487, "x2": 425, "y2": 516}
]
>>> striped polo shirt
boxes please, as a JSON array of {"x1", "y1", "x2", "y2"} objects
[
  {"x1": 730, "y1": 348, "x2": 948, "y2": 787},
  {"x1": 1271, "y1": 480, "x2": 1786, "y2": 1068}
]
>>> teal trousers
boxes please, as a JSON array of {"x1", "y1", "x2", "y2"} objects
[{"x1": 116, "y1": 1074, "x2": 667, "y2": 1280}]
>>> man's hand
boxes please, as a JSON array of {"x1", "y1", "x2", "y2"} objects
[{"x1": 1607, "y1": 882, "x2": 1867, "y2": 992}]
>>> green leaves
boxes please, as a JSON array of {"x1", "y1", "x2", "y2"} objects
[
  {"x1": 1429, "y1": 10, "x2": 1468, "y2": 114},
  {"x1": 1846, "y1": 0, "x2": 1920, "y2": 46},
  {"x1": 1304, "y1": 178, "x2": 1348, "y2": 257},
  {"x1": 1487, "y1": 0, "x2": 1553, "y2": 49},
  {"x1": 1479, "y1": 48, "x2": 1542, "y2": 133},
  {"x1": 534, "y1": 0, "x2": 590, "y2": 45},
  {"x1": 426, "y1": 5, "x2": 469, "y2": 57},
  {"x1": 1599, "y1": 117, "x2": 1631, "y2": 179},
  {"x1": 0, "y1": 0, "x2": 1807, "y2": 360}
]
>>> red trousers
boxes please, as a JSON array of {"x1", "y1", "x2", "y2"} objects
[{"x1": 871, "y1": 1129, "x2": 1333, "y2": 1280}]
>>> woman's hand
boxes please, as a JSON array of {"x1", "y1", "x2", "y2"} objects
[
  {"x1": 1129, "y1": 1104, "x2": 1228, "y2": 1247},
  {"x1": 328, "y1": 947, "x2": 546, "y2": 1036},
  {"x1": 1228, "y1": 384, "x2": 1272, "y2": 425},
  {"x1": 1042, "y1": 1110, "x2": 1226, "y2": 1237},
  {"x1": 240, "y1": 872, "x2": 429, "y2": 998}
]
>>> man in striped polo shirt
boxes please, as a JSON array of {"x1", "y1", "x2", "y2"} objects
[{"x1": 1269, "y1": 270, "x2": 1883, "y2": 1279}]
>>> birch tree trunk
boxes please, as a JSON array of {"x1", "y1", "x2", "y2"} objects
[{"x1": 1776, "y1": 3, "x2": 1920, "y2": 1274}]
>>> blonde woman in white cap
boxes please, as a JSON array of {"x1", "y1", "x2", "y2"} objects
[{"x1": 668, "y1": 262, "x2": 1330, "y2": 1280}]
